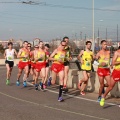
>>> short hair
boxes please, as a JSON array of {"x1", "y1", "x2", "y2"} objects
[
  {"x1": 23, "y1": 41, "x2": 28, "y2": 44},
  {"x1": 8, "y1": 42, "x2": 13, "y2": 46},
  {"x1": 63, "y1": 36, "x2": 69, "y2": 41},
  {"x1": 45, "y1": 44, "x2": 50, "y2": 48},
  {"x1": 61, "y1": 40, "x2": 66, "y2": 44},
  {"x1": 101, "y1": 40, "x2": 107, "y2": 44},
  {"x1": 118, "y1": 46, "x2": 120, "y2": 49},
  {"x1": 86, "y1": 41, "x2": 92, "y2": 45},
  {"x1": 28, "y1": 43, "x2": 31, "y2": 46}
]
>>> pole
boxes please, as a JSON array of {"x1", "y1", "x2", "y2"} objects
[
  {"x1": 98, "y1": 28, "x2": 99, "y2": 47},
  {"x1": 92, "y1": 0, "x2": 95, "y2": 52}
]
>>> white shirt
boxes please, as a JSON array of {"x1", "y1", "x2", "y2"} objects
[{"x1": 6, "y1": 49, "x2": 15, "y2": 61}]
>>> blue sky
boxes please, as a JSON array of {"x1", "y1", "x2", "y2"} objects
[{"x1": 0, "y1": 0, "x2": 120, "y2": 41}]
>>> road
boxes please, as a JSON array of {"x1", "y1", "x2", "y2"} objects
[{"x1": 0, "y1": 67, "x2": 120, "y2": 120}]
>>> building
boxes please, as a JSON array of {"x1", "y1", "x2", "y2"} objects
[{"x1": 0, "y1": 39, "x2": 23, "y2": 49}]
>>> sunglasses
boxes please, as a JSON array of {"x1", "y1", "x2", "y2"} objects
[
  {"x1": 28, "y1": 46, "x2": 31, "y2": 47},
  {"x1": 61, "y1": 44, "x2": 66, "y2": 46}
]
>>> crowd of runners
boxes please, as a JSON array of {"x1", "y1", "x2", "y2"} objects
[{"x1": 3, "y1": 37, "x2": 120, "y2": 106}]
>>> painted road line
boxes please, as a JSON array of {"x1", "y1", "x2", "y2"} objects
[{"x1": 0, "y1": 91, "x2": 110, "y2": 120}]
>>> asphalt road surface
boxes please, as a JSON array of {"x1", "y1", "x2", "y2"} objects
[{"x1": 0, "y1": 66, "x2": 120, "y2": 120}]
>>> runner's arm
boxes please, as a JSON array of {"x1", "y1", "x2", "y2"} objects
[
  {"x1": 69, "y1": 47, "x2": 72, "y2": 60},
  {"x1": 17, "y1": 49, "x2": 26, "y2": 59},
  {"x1": 49, "y1": 49, "x2": 57, "y2": 61},
  {"x1": 46, "y1": 54, "x2": 49, "y2": 62},
  {"x1": 77, "y1": 50, "x2": 83, "y2": 61},
  {"x1": 95, "y1": 52, "x2": 100, "y2": 61},
  {"x1": 14, "y1": 49, "x2": 18, "y2": 57}
]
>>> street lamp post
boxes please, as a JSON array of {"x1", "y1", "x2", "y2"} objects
[{"x1": 92, "y1": 0, "x2": 95, "y2": 52}]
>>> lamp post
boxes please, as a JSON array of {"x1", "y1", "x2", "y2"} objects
[{"x1": 92, "y1": 0, "x2": 95, "y2": 52}]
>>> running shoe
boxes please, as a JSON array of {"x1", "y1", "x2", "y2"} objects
[
  {"x1": 47, "y1": 76, "x2": 52, "y2": 86},
  {"x1": 6, "y1": 79, "x2": 10, "y2": 85},
  {"x1": 16, "y1": 80, "x2": 20, "y2": 86},
  {"x1": 23, "y1": 81, "x2": 27, "y2": 87},
  {"x1": 100, "y1": 98, "x2": 105, "y2": 107},
  {"x1": 97, "y1": 96, "x2": 101, "y2": 102},
  {"x1": 39, "y1": 83, "x2": 44, "y2": 91},
  {"x1": 35, "y1": 84, "x2": 38, "y2": 91},
  {"x1": 58, "y1": 97, "x2": 64, "y2": 102},
  {"x1": 80, "y1": 91, "x2": 85, "y2": 95},
  {"x1": 43, "y1": 84, "x2": 47, "y2": 89}
]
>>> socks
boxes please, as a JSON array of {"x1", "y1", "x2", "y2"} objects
[{"x1": 59, "y1": 85, "x2": 63, "y2": 97}]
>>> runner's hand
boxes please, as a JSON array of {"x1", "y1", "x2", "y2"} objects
[
  {"x1": 25, "y1": 54, "x2": 29, "y2": 58},
  {"x1": 58, "y1": 59, "x2": 64, "y2": 63},
  {"x1": 81, "y1": 59, "x2": 84, "y2": 64}
]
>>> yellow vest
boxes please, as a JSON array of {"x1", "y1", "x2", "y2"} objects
[
  {"x1": 98, "y1": 53, "x2": 110, "y2": 68},
  {"x1": 81, "y1": 51, "x2": 93, "y2": 70},
  {"x1": 20, "y1": 49, "x2": 29, "y2": 62},
  {"x1": 54, "y1": 50, "x2": 66, "y2": 64},
  {"x1": 37, "y1": 50, "x2": 46, "y2": 62},
  {"x1": 114, "y1": 57, "x2": 120, "y2": 70}
]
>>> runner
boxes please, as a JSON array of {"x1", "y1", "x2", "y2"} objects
[
  {"x1": 4, "y1": 42, "x2": 17, "y2": 85},
  {"x1": 28, "y1": 43, "x2": 32, "y2": 73},
  {"x1": 63, "y1": 37, "x2": 72, "y2": 93},
  {"x1": 100, "y1": 47, "x2": 120, "y2": 106},
  {"x1": 16, "y1": 41, "x2": 30, "y2": 87},
  {"x1": 34, "y1": 41, "x2": 46, "y2": 91},
  {"x1": 22, "y1": 43, "x2": 32, "y2": 82},
  {"x1": 30, "y1": 45, "x2": 39, "y2": 84},
  {"x1": 49, "y1": 40, "x2": 66, "y2": 101},
  {"x1": 44, "y1": 44, "x2": 50, "y2": 88},
  {"x1": 78, "y1": 41, "x2": 94, "y2": 95},
  {"x1": 96, "y1": 40, "x2": 111, "y2": 102}
]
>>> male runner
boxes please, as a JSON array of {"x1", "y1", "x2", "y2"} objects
[
  {"x1": 44, "y1": 44, "x2": 50, "y2": 88},
  {"x1": 30, "y1": 45, "x2": 39, "y2": 84},
  {"x1": 96, "y1": 40, "x2": 111, "y2": 101},
  {"x1": 34, "y1": 41, "x2": 46, "y2": 90},
  {"x1": 63, "y1": 37, "x2": 72, "y2": 93},
  {"x1": 16, "y1": 41, "x2": 30, "y2": 87},
  {"x1": 100, "y1": 47, "x2": 120, "y2": 106},
  {"x1": 78, "y1": 41, "x2": 94, "y2": 95},
  {"x1": 49, "y1": 40, "x2": 66, "y2": 101},
  {"x1": 4, "y1": 42, "x2": 17, "y2": 85},
  {"x1": 22, "y1": 43, "x2": 32, "y2": 82}
]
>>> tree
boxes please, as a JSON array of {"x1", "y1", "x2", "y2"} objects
[{"x1": 0, "y1": 44, "x2": 5, "y2": 54}]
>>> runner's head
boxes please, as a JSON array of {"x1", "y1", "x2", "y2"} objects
[
  {"x1": 23, "y1": 41, "x2": 28, "y2": 49},
  {"x1": 63, "y1": 36, "x2": 69, "y2": 44},
  {"x1": 39, "y1": 41, "x2": 44, "y2": 49},
  {"x1": 86, "y1": 41, "x2": 92, "y2": 50},
  {"x1": 27, "y1": 43, "x2": 31, "y2": 51},
  {"x1": 101, "y1": 40, "x2": 107, "y2": 50},
  {"x1": 60, "y1": 40, "x2": 66, "y2": 50},
  {"x1": 34, "y1": 45, "x2": 39, "y2": 50},
  {"x1": 44, "y1": 44, "x2": 50, "y2": 51},
  {"x1": 8, "y1": 42, "x2": 13, "y2": 49}
]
